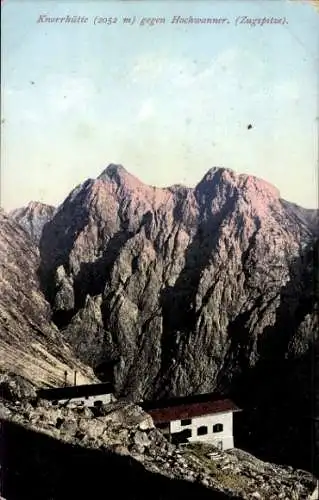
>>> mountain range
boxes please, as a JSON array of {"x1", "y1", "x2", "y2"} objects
[
  {"x1": 1, "y1": 164, "x2": 318, "y2": 471},
  {"x1": 37, "y1": 165, "x2": 317, "y2": 398}
]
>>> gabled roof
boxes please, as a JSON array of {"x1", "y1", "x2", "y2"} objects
[
  {"x1": 37, "y1": 382, "x2": 114, "y2": 401},
  {"x1": 141, "y1": 393, "x2": 241, "y2": 424}
]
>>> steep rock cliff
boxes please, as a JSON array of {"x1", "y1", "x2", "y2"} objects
[
  {"x1": 39, "y1": 165, "x2": 318, "y2": 401},
  {"x1": 0, "y1": 210, "x2": 95, "y2": 386}
]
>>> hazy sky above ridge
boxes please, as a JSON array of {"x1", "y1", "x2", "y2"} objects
[{"x1": 1, "y1": 0, "x2": 318, "y2": 210}]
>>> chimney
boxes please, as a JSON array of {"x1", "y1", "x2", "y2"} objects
[{"x1": 74, "y1": 371, "x2": 77, "y2": 386}]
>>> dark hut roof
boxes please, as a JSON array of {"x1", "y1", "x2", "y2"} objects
[
  {"x1": 141, "y1": 393, "x2": 241, "y2": 424},
  {"x1": 37, "y1": 382, "x2": 114, "y2": 401}
]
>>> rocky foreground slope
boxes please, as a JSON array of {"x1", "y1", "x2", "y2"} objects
[
  {"x1": 0, "y1": 210, "x2": 95, "y2": 386},
  {"x1": 0, "y1": 389, "x2": 316, "y2": 500}
]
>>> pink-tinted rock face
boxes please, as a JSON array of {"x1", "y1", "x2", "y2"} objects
[{"x1": 39, "y1": 164, "x2": 318, "y2": 401}]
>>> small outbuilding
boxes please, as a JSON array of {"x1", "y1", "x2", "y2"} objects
[{"x1": 37, "y1": 382, "x2": 115, "y2": 408}]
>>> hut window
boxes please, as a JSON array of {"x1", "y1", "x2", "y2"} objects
[
  {"x1": 213, "y1": 423, "x2": 223, "y2": 433},
  {"x1": 181, "y1": 419, "x2": 191, "y2": 426},
  {"x1": 197, "y1": 426, "x2": 208, "y2": 436}
]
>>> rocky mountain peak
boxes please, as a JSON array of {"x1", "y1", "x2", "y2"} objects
[
  {"x1": 28, "y1": 200, "x2": 54, "y2": 212},
  {"x1": 9, "y1": 201, "x2": 55, "y2": 243},
  {"x1": 65, "y1": 166, "x2": 284, "y2": 227},
  {"x1": 194, "y1": 166, "x2": 281, "y2": 223},
  {"x1": 11, "y1": 200, "x2": 55, "y2": 216},
  {"x1": 197, "y1": 167, "x2": 280, "y2": 198},
  {"x1": 199, "y1": 166, "x2": 235, "y2": 181},
  {"x1": 98, "y1": 163, "x2": 127, "y2": 180},
  {"x1": 97, "y1": 163, "x2": 145, "y2": 192}
]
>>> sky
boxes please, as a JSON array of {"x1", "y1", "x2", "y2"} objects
[{"x1": 1, "y1": 0, "x2": 318, "y2": 210}]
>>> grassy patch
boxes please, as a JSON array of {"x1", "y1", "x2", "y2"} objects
[
  {"x1": 215, "y1": 473, "x2": 250, "y2": 491},
  {"x1": 184, "y1": 442, "x2": 251, "y2": 493},
  {"x1": 184, "y1": 442, "x2": 218, "y2": 471}
]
